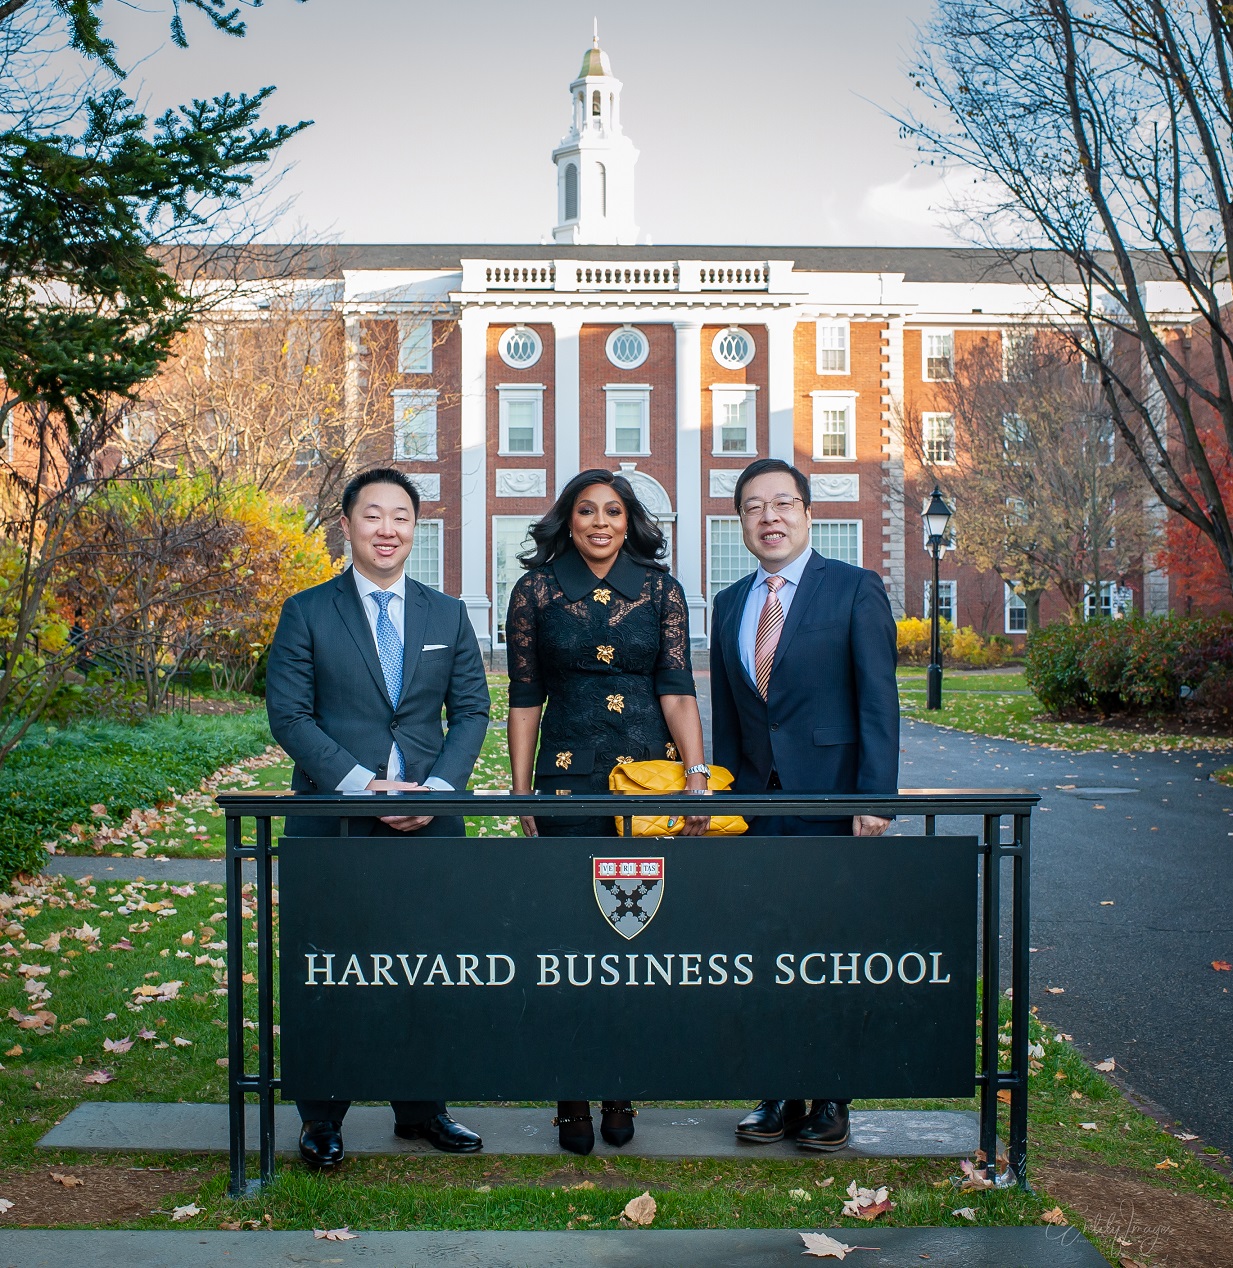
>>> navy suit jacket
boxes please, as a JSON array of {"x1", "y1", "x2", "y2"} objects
[{"x1": 710, "y1": 550, "x2": 899, "y2": 810}]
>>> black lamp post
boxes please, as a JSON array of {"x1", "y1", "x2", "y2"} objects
[{"x1": 922, "y1": 485, "x2": 954, "y2": 711}]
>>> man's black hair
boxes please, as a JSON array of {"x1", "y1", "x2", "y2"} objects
[
  {"x1": 341, "y1": 468, "x2": 421, "y2": 519},
  {"x1": 733, "y1": 458, "x2": 811, "y2": 513}
]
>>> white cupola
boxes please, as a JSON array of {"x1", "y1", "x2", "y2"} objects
[{"x1": 551, "y1": 25, "x2": 639, "y2": 245}]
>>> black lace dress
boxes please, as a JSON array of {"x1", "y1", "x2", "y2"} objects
[{"x1": 506, "y1": 548, "x2": 697, "y2": 836}]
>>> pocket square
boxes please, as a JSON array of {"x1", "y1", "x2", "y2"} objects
[{"x1": 422, "y1": 644, "x2": 448, "y2": 652}]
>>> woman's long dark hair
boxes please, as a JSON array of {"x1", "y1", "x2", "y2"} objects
[{"x1": 518, "y1": 469, "x2": 668, "y2": 571}]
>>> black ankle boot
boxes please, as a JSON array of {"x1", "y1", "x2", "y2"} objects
[
  {"x1": 553, "y1": 1100, "x2": 594, "y2": 1155},
  {"x1": 600, "y1": 1100, "x2": 637, "y2": 1147}
]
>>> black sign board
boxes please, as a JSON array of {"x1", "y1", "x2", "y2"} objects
[{"x1": 278, "y1": 835, "x2": 978, "y2": 1102}]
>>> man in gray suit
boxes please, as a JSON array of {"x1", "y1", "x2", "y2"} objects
[{"x1": 266, "y1": 467, "x2": 490, "y2": 1168}]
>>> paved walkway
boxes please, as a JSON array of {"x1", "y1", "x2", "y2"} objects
[{"x1": 0, "y1": 1227, "x2": 1106, "y2": 1266}]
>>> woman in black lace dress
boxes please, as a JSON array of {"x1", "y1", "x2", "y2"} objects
[{"x1": 506, "y1": 469, "x2": 710, "y2": 1156}]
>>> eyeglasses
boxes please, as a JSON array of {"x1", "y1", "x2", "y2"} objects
[{"x1": 739, "y1": 496, "x2": 805, "y2": 520}]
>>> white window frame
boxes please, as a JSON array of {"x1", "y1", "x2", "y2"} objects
[
  {"x1": 710, "y1": 383, "x2": 759, "y2": 457},
  {"x1": 398, "y1": 318, "x2": 433, "y2": 374},
  {"x1": 706, "y1": 515, "x2": 757, "y2": 632},
  {"x1": 0, "y1": 415, "x2": 11, "y2": 462},
  {"x1": 924, "y1": 579, "x2": 957, "y2": 626},
  {"x1": 923, "y1": 330, "x2": 954, "y2": 381},
  {"x1": 391, "y1": 388, "x2": 438, "y2": 461},
  {"x1": 492, "y1": 515, "x2": 538, "y2": 645},
  {"x1": 811, "y1": 519, "x2": 863, "y2": 567},
  {"x1": 604, "y1": 384, "x2": 652, "y2": 456},
  {"x1": 810, "y1": 390, "x2": 858, "y2": 461},
  {"x1": 711, "y1": 326, "x2": 756, "y2": 369},
  {"x1": 1084, "y1": 581, "x2": 1116, "y2": 620},
  {"x1": 497, "y1": 383, "x2": 545, "y2": 456},
  {"x1": 498, "y1": 325, "x2": 543, "y2": 370},
  {"x1": 1001, "y1": 328, "x2": 1032, "y2": 382},
  {"x1": 921, "y1": 412, "x2": 956, "y2": 465},
  {"x1": 1004, "y1": 582, "x2": 1028, "y2": 634},
  {"x1": 605, "y1": 325, "x2": 649, "y2": 370},
  {"x1": 405, "y1": 519, "x2": 444, "y2": 591},
  {"x1": 815, "y1": 319, "x2": 850, "y2": 374}
]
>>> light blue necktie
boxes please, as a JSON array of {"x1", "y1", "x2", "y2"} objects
[{"x1": 370, "y1": 590, "x2": 406, "y2": 779}]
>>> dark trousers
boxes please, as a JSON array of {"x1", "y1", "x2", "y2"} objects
[{"x1": 289, "y1": 813, "x2": 464, "y2": 1126}]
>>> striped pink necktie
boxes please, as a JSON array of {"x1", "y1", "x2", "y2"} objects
[{"x1": 754, "y1": 575, "x2": 786, "y2": 699}]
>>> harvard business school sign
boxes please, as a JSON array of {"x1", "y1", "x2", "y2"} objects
[{"x1": 279, "y1": 837, "x2": 978, "y2": 1102}]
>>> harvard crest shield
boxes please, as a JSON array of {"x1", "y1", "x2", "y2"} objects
[{"x1": 593, "y1": 857, "x2": 664, "y2": 940}]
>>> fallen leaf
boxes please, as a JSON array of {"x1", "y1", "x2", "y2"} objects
[
  {"x1": 103, "y1": 1037, "x2": 133, "y2": 1054},
  {"x1": 82, "y1": 1069, "x2": 113, "y2": 1084},
  {"x1": 1095, "y1": 1058, "x2": 1116, "y2": 1072},
  {"x1": 996, "y1": 1089, "x2": 1012, "y2": 1105},
  {"x1": 566, "y1": 1180, "x2": 596, "y2": 1190},
  {"x1": 952, "y1": 1206, "x2": 977, "y2": 1221},
  {"x1": 313, "y1": 1227, "x2": 358, "y2": 1241},
  {"x1": 622, "y1": 1191, "x2": 657, "y2": 1226},
  {"x1": 172, "y1": 1037, "x2": 192, "y2": 1047},
  {"x1": 5, "y1": 1045, "x2": 22, "y2": 1057},
  {"x1": 1080, "y1": 1122, "x2": 1099, "y2": 1131},
  {"x1": 137, "y1": 1029, "x2": 157, "y2": 1041},
  {"x1": 90, "y1": 804, "x2": 107, "y2": 817},
  {"x1": 842, "y1": 1181, "x2": 895, "y2": 1220},
  {"x1": 1041, "y1": 1206, "x2": 1068, "y2": 1226},
  {"x1": 1099, "y1": 900, "x2": 1114, "y2": 905},
  {"x1": 816, "y1": 1176, "x2": 835, "y2": 1188},
  {"x1": 1213, "y1": 961, "x2": 1232, "y2": 972},
  {"x1": 171, "y1": 1203, "x2": 202, "y2": 1221},
  {"x1": 1174, "y1": 1132, "x2": 1199, "y2": 1141},
  {"x1": 1046, "y1": 986, "x2": 1065, "y2": 994},
  {"x1": 1154, "y1": 1157, "x2": 1179, "y2": 1169},
  {"x1": 0, "y1": 1198, "x2": 13, "y2": 1213},
  {"x1": 789, "y1": 1188, "x2": 812, "y2": 1201},
  {"x1": 800, "y1": 1232, "x2": 867, "y2": 1259},
  {"x1": 49, "y1": 1172, "x2": 84, "y2": 1188}
]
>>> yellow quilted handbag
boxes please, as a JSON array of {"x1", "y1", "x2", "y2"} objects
[{"x1": 609, "y1": 760, "x2": 748, "y2": 837}]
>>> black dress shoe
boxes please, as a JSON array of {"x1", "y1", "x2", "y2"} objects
[
  {"x1": 796, "y1": 1100, "x2": 851, "y2": 1152},
  {"x1": 299, "y1": 1119, "x2": 344, "y2": 1169},
  {"x1": 553, "y1": 1100, "x2": 595, "y2": 1156},
  {"x1": 394, "y1": 1112, "x2": 482, "y2": 1153},
  {"x1": 734, "y1": 1099, "x2": 807, "y2": 1142},
  {"x1": 600, "y1": 1101, "x2": 637, "y2": 1147}
]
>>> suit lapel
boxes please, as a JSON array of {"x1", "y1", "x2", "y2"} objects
[
  {"x1": 400, "y1": 580, "x2": 429, "y2": 705},
  {"x1": 772, "y1": 550, "x2": 826, "y2": 672},
  {"x1": 333, "y1": 571, "x2": 388, "y2": 701},
  {"x1": 724, "y1": 573, "x2": 761, "y2": 697}
]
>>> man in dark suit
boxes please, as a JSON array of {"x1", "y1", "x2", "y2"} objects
[
  {"x1": 266, "y1": 467, "x2": 490, "y2": 1168},
  {"x1": 710, "y1": 458, "x2": 899, "y2": 1151}
]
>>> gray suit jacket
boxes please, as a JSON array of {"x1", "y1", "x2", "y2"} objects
[{"x1": 266, "y1": 569, "x2": 490, "y2": 807}]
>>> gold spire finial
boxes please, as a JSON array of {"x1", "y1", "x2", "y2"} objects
[{"x1": 593, "y1": 17, "x2": 599, "y2": 47}]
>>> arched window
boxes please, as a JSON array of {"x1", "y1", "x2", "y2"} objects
[
  {"x1": 564, "y1": 163, "x2": 578, "y2": 221},
  {"x1": 597, "y1": 162, "x2": 607, "y2": 216},
  {"x1": 591, "y1": 89, "x2": 601, "y2": 117}
]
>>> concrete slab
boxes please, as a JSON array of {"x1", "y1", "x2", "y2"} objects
[
  {"x1": 43, "y1": 856, "x2": 246, "y2": 885},
  {"x1": 39, "y1": 1103, "x2": 983, "y2": 1160},
  {"x1": 0, "y1": 1227, "x2": 1109, "y2": 1267}
]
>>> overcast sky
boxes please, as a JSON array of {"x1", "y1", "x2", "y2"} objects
[{"x1": 97, "y1": 0, "x2": 959, "y2": 247}]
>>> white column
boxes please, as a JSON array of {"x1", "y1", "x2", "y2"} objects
[
  {"x1": 552, "y1": 311, "x2": 583, "y2": 493},
  {"x1": 766, "y1": 315, "x2": 796, "y2": 462},
  {"x1": 459, "y1": 308, "x2": 491, "y2": 646},
  {"x1": 674, "y1": 320, "x2": 706, "y2": 643}
]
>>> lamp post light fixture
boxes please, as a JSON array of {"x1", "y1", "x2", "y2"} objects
[{"x1": 922, "y1": 485, "x2": 954, "y2": 711}]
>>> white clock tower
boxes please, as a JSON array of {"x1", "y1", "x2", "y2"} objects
[{"x1": 551, "y1": 27, "x2": 639, "y2": 245}]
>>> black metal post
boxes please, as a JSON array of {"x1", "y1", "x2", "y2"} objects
[
  {"x1": 927, "y1": 539, "x2": 943, "y2": 710},
  {"x1": 256, "y1": 814, "x2": 277, "y2": 1186},
  {"x1": 977, "y1": 813, "x2": 1001, "y2": 1177},
  {"x1": 1009, "y1": 812, "x2": 1031, "y2": 1187},
  {"x1": 225, "y1": 814, "x2": 248, "y2": 1197}
]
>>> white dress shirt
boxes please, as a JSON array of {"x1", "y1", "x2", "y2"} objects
[
  {"x1": 737, "y1": 546, "x2": 813, "y2": 682},
  {"x1": 337, "y1": 567, "x2": 452, "y2": 792}
]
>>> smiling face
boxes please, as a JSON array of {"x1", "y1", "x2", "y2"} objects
[
  {"x1": 570, "y1": 482, "x2": 628, "y2": 573},
  {"x1": 340, "y1": 480, "x2": 416, "y2": 587},
  {"x1": 738, "y1": 471, "x2": 811, "y2": 572}
]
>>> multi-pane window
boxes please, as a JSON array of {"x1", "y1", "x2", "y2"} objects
[
  {"x1": 707, "y1": 518, "x2": 757, "y2": 621},
  {"x1": 606, "y1": 325, "x2": 648, "y2": 369},
  {"x1": 498, "y1": 386, "x2": 544, "y2": 455},
  {"x1": 295, "y1": 414, "x2": 322, "y2": 467},
  {"x1": 392, "y1": 389, "x2": 438, "y2": 460},
  {"x1": 811, "y1": 520, "x2": 861, "y2": 566},
  {"x1": 1002, "y1": 412, "x2": 1029, "y2": 451},
  {"x1": 712, "y1": 326, "x2": 755, "y2": 369},
  {"x1": 922, "y1": 412, "x2": 956, "y2": 464},
  {"x1": 816, "y1": 321, "x2": 849, "y2": 373},
  {"x1": 498, "y1": 326, "x2": 542, "y2": 369},
  {"x1": 493, "y1": 516, "x2": 536, "y2": 644},
  {"x1": 1005, "y1": 583, "x2": 1028, "y2": 634},
  {"x1": 924, "y1": 579, "x2": 957, "y2": 626},
  {"x1": 811, "y1": 392, "x2": 856, "y2": 459},
  {"x1": 405, "y1": 520, "x2": 443, "y2": 590},
  {"x1": 398, "y1": 320, "x2": 433, "y2": 374},
  {"x1": 711, "y1": 386, "x2": 756, "y2": 455},
  {"x1": 605, "y1": 387, "x2": 650, "y2": 454},
  {"x1": 924, "y1": 331, "x2": 954, "y2": 381},
  {"x1": 1084, "y1": 581, "x2": 1115, "y2": 620},
  {"x1": 1002, "y1": 328, "x2": 1032, "y2": 381}
]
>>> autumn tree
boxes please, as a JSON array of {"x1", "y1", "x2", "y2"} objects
[
  {"x1": 903, "y1": 328, "x2": 1159, "y2": 627},
  {"x1": 901, "y1": 0, "x2": 1233, "y2": 597}
]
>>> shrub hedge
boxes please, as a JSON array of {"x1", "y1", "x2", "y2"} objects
[
  {"x1": 1024, "y1": 615, "x2": 1233, "y2": 716},
  {"x1": 897, "y1": 617, "x2": 1011, "y2": 669},
  {"x1": 0, "y1": 709, "x2": 273, "y2": 882}
]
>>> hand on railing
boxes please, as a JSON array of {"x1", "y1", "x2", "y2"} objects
[
  {"x1": 366, "y1": 779, "x2": 434, "y2": 832},
  {"x1": 853, "y1": 815, "x2": 891, "y2": 837}
]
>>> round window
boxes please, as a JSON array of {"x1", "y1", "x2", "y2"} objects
[
  {"x1": 499, "y1": 326, "x2": 543, "y2": 369},
  {"x1": 605, "y1": 325, "x2": 649, "y2": 370},
  {"x1": 712, "y1": 326, "x2": 755, "y2": 369}
]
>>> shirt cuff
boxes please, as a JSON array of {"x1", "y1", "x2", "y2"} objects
[
  {"x1": 336, "y1": 764, "x2": 376, "y2": 792},
  {"x1": 422, "y1": 776, "x2": 454, "y2": 791}
]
